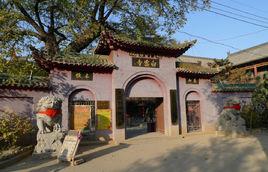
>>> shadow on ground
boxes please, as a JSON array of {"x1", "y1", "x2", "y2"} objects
[
  {"x1": 122, "y1": 134, "x2": 268, "y2": 172},
  {"x1": 77, "y1": 143, "x2": 130, "y2": 161},
  {"x1": 2, "y1": 143, "x2": 130, "y2": 172}
]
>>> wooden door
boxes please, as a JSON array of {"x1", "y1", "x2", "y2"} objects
[
  {"x1": 156, "y1": 101, "x2": 164, "y2": 133},
  {"x1": 186, "y1": 101, "x2": 201, "y2": 132},
  {"x1": 71, "y1": 104, "x2": 91, "y2": 130}
]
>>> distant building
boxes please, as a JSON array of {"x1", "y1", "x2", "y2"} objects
[{"x1": 228, "y1": 42, "x2": 268, "y2": 78}]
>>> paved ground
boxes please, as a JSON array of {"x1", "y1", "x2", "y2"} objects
[{"x1": 3, "y1": 132, "x2": 268, "y2": 172}]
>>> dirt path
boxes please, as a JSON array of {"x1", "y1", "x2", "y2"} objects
[{"x1": 3, "y1": 133, "x2": 268, "y2": 172}]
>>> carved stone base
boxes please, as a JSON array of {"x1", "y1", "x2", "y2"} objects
[{"x1": 33, "y1": 131, "x2": 65, "y2": 158}]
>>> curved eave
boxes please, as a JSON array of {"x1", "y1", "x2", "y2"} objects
[
  {"x1": 31, "y1": 48, "x2": 116, "y2": 73},
  {"x1": 32, "y1": 55, "x2": 116, "y2": 73},
  {"x1": 51, "y1": 62, "x2": 116, "y2": 73},
  {"x1": 95, "y1": 32, "x2": 196, "y2": 57}
]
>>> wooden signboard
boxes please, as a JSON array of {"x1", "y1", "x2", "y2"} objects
[
  {"x1": 97, "y1": 109, "x2": 112, "y2": 130},
  {"x1": 58, "y1": 130, "x2": 82, "y2": 164}
]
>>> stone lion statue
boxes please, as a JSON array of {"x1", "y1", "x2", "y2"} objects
[
  {"x1": 217, "y1": 98, "x2": 247, "y2": 137},
  {"x1": 36, "y1": 96, "x2": 62, "y2": 134},
  {"x1": 34, "y1": 96, "x2": 64, "y2": 157}
]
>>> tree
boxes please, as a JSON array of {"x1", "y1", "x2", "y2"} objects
[
  {"x1": 210, "y1": 59, "x2": 255, "y2": 84},
  {"x1": 241, "y1": 74, "x2": 268, "y2": 129},
  {"x1": 0, "y1": 0, "x2": 210, "y2": 58},
  {"x1": 210, "y1": 59, "x2": 233, "y2": 83}
]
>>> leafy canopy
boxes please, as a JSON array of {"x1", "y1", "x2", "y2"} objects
[{"x1": 0, "y1": 0, "x2": 210, "y2": 58}]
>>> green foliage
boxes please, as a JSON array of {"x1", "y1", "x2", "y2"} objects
[
  {"x1": 211, "y1": 59, "x2": 256, "y2": 84},
  {"x1": 240, "y1": 104, "x2": 261, "y2": 129},
  {"x1": 0, "y1": 112, "x2": 35, "y2": 150},
  {"x1": 0, "y1": 56, "x2": 48, "y2": 78},
  {"x1": 240, "y1": 77, "x2": 268, "y2": 129},
  {"x1": 0, "y1": 0, "x2": 210, "y2": 57},
  {"x1": 210, "y1": 59, "x2": 233, "y2": 83}
]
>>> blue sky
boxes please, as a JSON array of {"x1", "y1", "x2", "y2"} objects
[{"x1": 174, "y1": 0, "x2": 268, "y2": 59}]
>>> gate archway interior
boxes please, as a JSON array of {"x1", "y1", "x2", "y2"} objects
[
  {"x1": 125, "y1": 76, "x2": 165, "y2": 139},
  {"x1": 69, "y1": 89, "x2": 95, "y2": 133},
  {"x1": 185, "y1": 91, "x2": 201, "y2": 133}
]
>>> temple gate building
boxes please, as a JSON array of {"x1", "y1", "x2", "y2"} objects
[{"x1": 0, "y1": 31, "x2": 254, "y2": 142}]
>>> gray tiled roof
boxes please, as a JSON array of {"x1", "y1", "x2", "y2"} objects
[
  {"x1": 227, "y1": 42, "x2": 268, "y2": 66},
  {"x1": 178, "y1": 55, "x2": 216, "y2": 67},
  {"x1": 177, "y1": 62, "x2": 219, "y2": 75}
]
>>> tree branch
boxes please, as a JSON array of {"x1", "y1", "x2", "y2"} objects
[
  {"x1": 22, "y1": 30, "x2": 43, "y2": 40},
  {"x1": 98, "y1": 0, "x2": 106, "y2": 22},
  {"x1": 54, "y1": 29, "x2": 67, "y2": 44},
  {"x1": 34, "y1": 0, "x2": 45, "y2": 31},
  {"x1": 104, "y1": 0, "x2": 119, "y2": 21},
  {"x1": 91, "y1": 0, "x2": 100, "y2": 21},
  {"x1": 13, "y1": 1, "x2": 46, "y2": 36},
  {"x1": 49, "y1": 5, "x2": 55, "y2": 32},
  {"x1": 66, "y1": 22, "x2": 103, "y2": 52}
]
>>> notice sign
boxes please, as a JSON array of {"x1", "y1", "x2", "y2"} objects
[
  {"x1": 73, "y1": 105, "x2": 91, "y2": 130},
  {"x1": 58, "y1": 130, "x2": 81, "y2": 162},
  {"x1": 97, "y1": 109, "x2": 111, "y2": 130}
]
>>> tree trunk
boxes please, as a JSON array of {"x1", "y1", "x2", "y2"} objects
[
  {"x1": 66, "y1": 22, "x2": 103, "y2": 53},
  {"x1": 44, "y1": 35, "x2": 60, "y2": 57}
]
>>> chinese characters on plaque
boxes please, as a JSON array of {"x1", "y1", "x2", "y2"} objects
[
  {"x1": 132, "y1": 58, "x2": 159, "y2": 68},
  {"x1": 186, "y1": 78, "x2": 199, "y2": 84},
  {"x1": 71, "y1": 72, "x2": 93, "y2": 80}
]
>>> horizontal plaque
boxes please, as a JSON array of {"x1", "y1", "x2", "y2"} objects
[
  {"x1": 186, "y1": 78, "x2": 199, "y2": 84},
  {"x1": 132, "y1": 58, "x2": 159, "y2": 68},
  {"x1": 71, "y1": 71, "x2": 93, "y2": 80}
]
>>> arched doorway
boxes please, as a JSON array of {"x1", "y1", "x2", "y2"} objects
[
  {"x1": 68, "y1": 89, "x2": 95, "y2": 132},
  {"x1": 125, "y1": 75, "x2": 165, "y2": 138},
  {"x1": 185, "y1": 91, "x2": 201, "y2": 132}
]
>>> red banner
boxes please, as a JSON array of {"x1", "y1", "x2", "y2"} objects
[
  {"x1": 223, "y1": 103, "x2": 241, "y2": 111},
  {"x1": 38, "y1": 108, "x2": 61, "y2": 118}
]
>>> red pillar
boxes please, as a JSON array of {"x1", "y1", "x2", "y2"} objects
[{"x1": 254, "y1": 65, "x2": 258, "y2": 77}]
